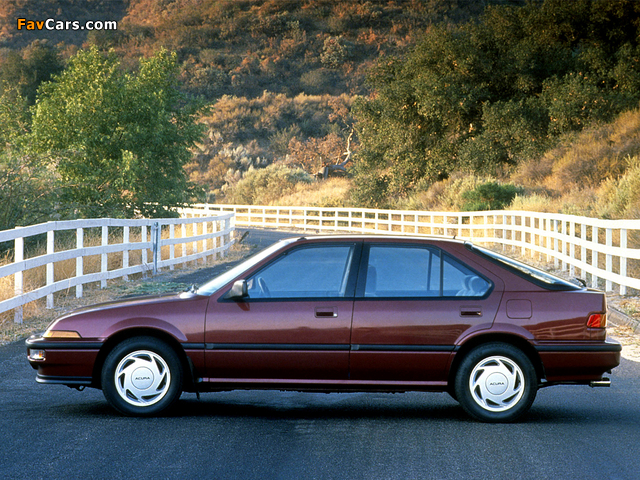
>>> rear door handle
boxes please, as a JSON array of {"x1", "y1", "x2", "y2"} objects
[{"x1": 460, "y1": 306, "x2": 482, "y2": 317}]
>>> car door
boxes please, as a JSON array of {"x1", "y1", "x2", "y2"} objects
[
  {"x1": 350, "y1": 242, "x2": 503, "y2": 384},
  {"x1": 204, "y1": 242, "x2": 361, "y2": 382}
]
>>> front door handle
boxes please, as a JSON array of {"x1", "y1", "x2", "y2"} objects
[{"x1": 315, "y1": 307, "x2": 337, "y2": 318}]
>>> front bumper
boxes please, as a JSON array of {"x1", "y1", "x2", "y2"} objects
[{"x1": 26, "y1": 334, "x2": 102, "y2": 387}]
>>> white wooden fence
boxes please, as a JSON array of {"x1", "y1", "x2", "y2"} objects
[
  {"x1": 1, "y1": 213, "x2": 234, "y2": 323},
  {"x1": 184, "y1": 204, "x2": 639, "y2": 296}
]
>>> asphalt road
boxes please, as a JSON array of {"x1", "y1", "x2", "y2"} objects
[{"x1": 3, "y1": 228, "x2": 640, "y2": 479}]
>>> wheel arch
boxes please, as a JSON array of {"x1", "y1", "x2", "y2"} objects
[
  {"x1": 448, "y1": 333, "x2": 545, "y2": 388},
  {"x1": 92, "y1": 328, "x2": 195, "y2": 391}
]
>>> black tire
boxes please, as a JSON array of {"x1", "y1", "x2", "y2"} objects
[
  {"x1": 454, "y1": 343, "x2": 537, "y2": 423},
  {"x1": 101, "y1": 336, "x2": 183, "y2": 416}
]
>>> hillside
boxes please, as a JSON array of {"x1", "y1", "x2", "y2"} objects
[
  {"x1": 1, "y1": 0, "x2": 515, "y2": 98},
  {"x1": 2, "y1": 0, "x2": 640, "y2": 230}
]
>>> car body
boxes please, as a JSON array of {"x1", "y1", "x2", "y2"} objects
[{"x1": 26, "y1": 235, "x2": 621, "y2": 422}]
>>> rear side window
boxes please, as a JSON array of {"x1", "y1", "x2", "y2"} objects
[
  {"x1": 467, "y1": 243, "x2": 580, "y2": 291},
  {"x1": 364, "y1": 245, "x2": 491, "y2": 298}
]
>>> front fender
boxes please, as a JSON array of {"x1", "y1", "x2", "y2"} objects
[{"x1": 100, "y1": 317, "x2": 190, "y2": 343}]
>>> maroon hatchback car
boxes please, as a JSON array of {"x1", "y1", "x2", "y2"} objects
[{"x1": 26, "y1": 235, "x2": 621, "y2": 422}]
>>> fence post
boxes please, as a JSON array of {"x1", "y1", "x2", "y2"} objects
[
  {"x1": 201, "y1": 220, "x2": 207, "y2": 264},
  {"x1": 46, "y1": 228, "x2": 54, "y2": 309},
  {"x1": 228, "y1": 214, "x2": 234, "y2": 246},
  {"x1": 620, "y1": 228, "x2": 627, "y2": 295},
  {"x1": 123, "y1": 226, "x2": 130, "y2": 280},
  {"x1": 76, "y1": 227, "x2": 83, "y2": 298},
  {"x1": 14, "y1": 233, "x2": 24, "y2": 324},
  {"x1": 521, "y1": 215, "x2": 526, "y2": 257},
  {"x1": 553, "y1": 219, "x2": 559, "y2": 268},
  {"x1": 580, "y1": 223, "x2": 586, "y2": 279},
  {"x1": 181, "y1": 223, "x2": 187, "y2": 265},
  {"x1": 591, "y1": 226, "x2": 599, "y2": 288},
  {"x1": 501, "y1": 215, "x2": 506, "y2": 251},
  {"x1": 606, "y1": 228, "x2": 612, "y2": 292},
  {"x1": 543, "y1": 217, "x2": 549, "y2": 262},
  {"x1": 191, "y1": 221, "x2": 198, "y2": 265},
  {"x1": 141, "y1": 225, "x2": 148, "y2": 276},
  {"x1": 569, "y1": 221, "x2": 575, "y2": 277},
  {"x1": 152, "y1": 222, "x2": 160, "y2": 275},
  {"x1": 212, "y1": 219, "x2": 218, "y2": 260},
  {"x1": 101, "y1": 225, "x2": 108, "y2": 288}
]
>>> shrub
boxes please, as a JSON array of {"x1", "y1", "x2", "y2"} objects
[
  {"x1": 394, "y1": 173, "x2": 488, "y2": 211},
  {"x1": 460, "y1": 182, "x2": 524, "y2": 211},
  {"x1": 225, "y1": 164, "x2": 313, "y2": 205},
  {"x1": 594, "y1": 155, "x2": 640, "y2": 219}
]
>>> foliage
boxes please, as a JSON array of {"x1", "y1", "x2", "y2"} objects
[
  {"x1": 274, "y1": 177, "x2": 352, "y2": 208},
  {"x1": 460, "y1": 182, "x2": 524, "y2": 211},
  {"x1": 352, "y1": 0, "x2": 640, "y2": 207},
  {"x1": 225, "y1": 164, "x2": 313, "y2": 205},
  {"x1": 512, "y1": 106, "x2": 640, "y2": 192},
  {"x1": 186, "y1": 92, "x2": 356, "y2": 201},
  {"x1": 396, "y1": 174, "x2": 490, "y2": 212},
  {"x1": 0, "y1": 41, "x2": 64, "y2": 105},
  {"x1": 0, "y1": 88, "x2": 58, "y2": 231},
  {"x1": 29, "y1": 46, "x2": 204, "y2": 218},
  {"x1": 0, "y1": 149, "x2": 58, "y2": 232},
  {"x1": 594, "y1": 156, "x2": 640, "y2": 219}
]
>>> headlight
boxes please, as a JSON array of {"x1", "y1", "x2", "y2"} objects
[{"x1": 28, "y1": 349, "x2": 46, "y2": 361}]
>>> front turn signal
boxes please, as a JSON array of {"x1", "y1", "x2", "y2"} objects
[
  {"x1": 43, "y1": 330, "x2": 81, "y2": 339},
  {"x1": 587, "y1": 313, "x2": 607, "y2": 328}
]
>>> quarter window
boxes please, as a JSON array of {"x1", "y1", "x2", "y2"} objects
[
  {"x1": 365, "y1": 245, "x2": 490, "y2": 298},
  {"x1": 247, "y1": 245, "x2": 355, "y2": 299}
]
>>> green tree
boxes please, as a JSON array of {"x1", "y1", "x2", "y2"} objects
[
  {"x1": 30, "y1": 47, "x2": 204, "y2": 218},
  {"x1": 351, "y1": 0, "x2": 640, "y2": 207},
  {"x1": 0, "y1": 88, "x2": 57, "y2": 231},
  {"x1": 0, "y1": 41, "x2": 64, "y2": 105}
]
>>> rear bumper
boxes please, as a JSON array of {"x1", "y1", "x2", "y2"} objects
[{"x1": 535, "y1": 339, "x2": 621, "y2": 383}]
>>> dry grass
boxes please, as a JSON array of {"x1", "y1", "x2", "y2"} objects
[{"x1": 274, "y1": 177, "x2": 352, "y2": 207}]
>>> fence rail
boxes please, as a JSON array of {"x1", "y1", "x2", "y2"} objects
[
  {"x1": 183, "y1": 204, "x2": 639, "y2": 296},
  {"x1": 1, "y1": 213, "x2": 234, "y2": 323}
]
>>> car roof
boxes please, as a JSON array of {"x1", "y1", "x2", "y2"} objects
[{"x1": 280, "y1": 234, "x2": 469, "y2": 245}]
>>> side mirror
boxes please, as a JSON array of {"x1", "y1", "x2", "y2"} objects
[{"x1": 225, "y1": 279, "x2": 248, "y2": 300}]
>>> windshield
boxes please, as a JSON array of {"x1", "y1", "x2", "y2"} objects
[
  {"x1": 197, "y1": 237, "x2": 300, "y2": 295},
  {"x1": 467, "y1": 243, "x2": 580, "y2": 290}
]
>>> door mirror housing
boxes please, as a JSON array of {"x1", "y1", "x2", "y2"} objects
[{"x1": 225, "y1": 279, "x2": 248, "y2": 300}]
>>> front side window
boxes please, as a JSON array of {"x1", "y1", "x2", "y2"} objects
[
  {"x1": 364, "y1": 245, "x2": 490, "y2": 298},
  {"x1": 246, "y1": 245, "x2": 355, "y2": 299}
]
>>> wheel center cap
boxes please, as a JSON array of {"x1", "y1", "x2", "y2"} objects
[
  {"x1": 486, "y1": 372, "x2": 508, "y2": 395},
  {"x1": 131, "y1": 367, "x2": 154, "y2": 390}
]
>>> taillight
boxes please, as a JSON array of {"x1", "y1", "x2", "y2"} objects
[{"x1": 587, "y1": 313, "x2": 607, "y2": 328}]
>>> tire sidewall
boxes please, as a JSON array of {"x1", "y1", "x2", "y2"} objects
[
  {"x1": 101, "y1": 337, "x2": 183, "y2": 416},
  {"x1": 455, "y1": 343, "x2": 537, "y2": 423}
]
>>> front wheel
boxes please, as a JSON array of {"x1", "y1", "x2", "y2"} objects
[
  {"x1": 101, "y1": 337, "x2": 183, "y2": 416},
  {"x1": 454, "y1": 343, "x2": 537, "y2": 423}
]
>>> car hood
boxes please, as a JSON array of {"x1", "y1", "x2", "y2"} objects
[{"x1": 54, "y1": 291, "x2": 201, "y2": 322}]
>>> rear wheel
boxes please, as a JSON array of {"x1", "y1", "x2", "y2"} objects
[
  {"x1": 455, "y1": 343, "x2": 537, "y2": 422},
  {"x1": 101, "y1": 337, "x2": 183, "y2": 416}
]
